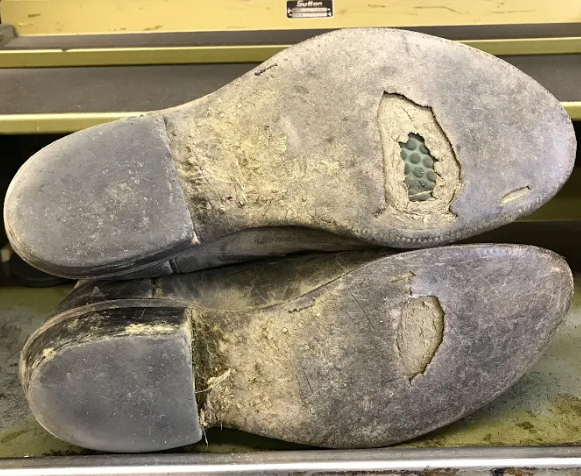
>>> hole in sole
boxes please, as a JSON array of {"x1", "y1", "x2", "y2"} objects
[
  {"x1": 377, "y1": 93, "x2": 461, "y2": 230},
  {"x1": 396, "y1": 296, "x2": 444, "y2": 381}
]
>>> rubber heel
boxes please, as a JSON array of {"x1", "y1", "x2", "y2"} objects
[
  {"x1": 21, "y1": 300, "x2": 201, "y2": 452},
  {"x1": 5, "y1": 115, "x2": 196, "y2": 279}
]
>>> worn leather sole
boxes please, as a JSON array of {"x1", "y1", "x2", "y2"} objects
[
  {"x1": 21, "y1": 245, "x2": 572, "y2": 452},
  {"x1": 5, "y1": 28, "x2": 576, "y2": 279}
]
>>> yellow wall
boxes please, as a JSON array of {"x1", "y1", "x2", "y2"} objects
[{"x1": 3, "y1": 0, "x2": 581, "y2": 36}]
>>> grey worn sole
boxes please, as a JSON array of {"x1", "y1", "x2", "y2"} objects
[
  {"x1": 5, "y1": 28, "x2": 576, "y2": 279},
  {"x1": 21, "y1": 245, "x2": 572, "y2": 452}
]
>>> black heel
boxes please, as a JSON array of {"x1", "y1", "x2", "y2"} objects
[{"x1": 21, "y1": 300, "x2": 201, "y2": 453}]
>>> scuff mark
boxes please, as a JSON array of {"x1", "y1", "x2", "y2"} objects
[
  {"x1": 414, "y1": 5, "x2": 461, "y2": 13},
  {"x1": 389, "y1": 271, "x2": 416, "y2": 283},
  {"x1": 124, "y1": 323, "x2": 175, "y2": 335},
  {"x1": 501, "y1": 186, "x2": 530, "y2": 205},
  {"x1": 254, "y1": 63, "x2": 278, "y2": 76}
]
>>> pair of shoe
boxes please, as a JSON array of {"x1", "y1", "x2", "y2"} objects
[{"x1": 6, "y1": 28, "x2": 576, "y2": 453}]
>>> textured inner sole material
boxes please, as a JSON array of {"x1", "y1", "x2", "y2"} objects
[{"x1": 400, "y1": 133, "x2": 438, "y2": 201}]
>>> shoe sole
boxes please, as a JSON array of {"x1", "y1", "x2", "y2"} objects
[
  {"x1": 5, "y1": 28, "x2": 576, "y2": 278},
  {"x1": 21, "y1": 244, "x2": 572, "y2": 452}
]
